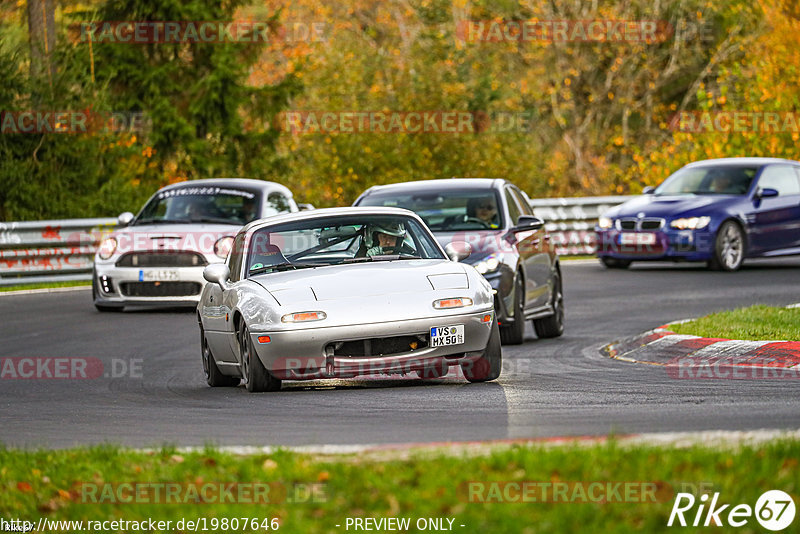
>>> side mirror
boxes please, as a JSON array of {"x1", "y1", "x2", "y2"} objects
[
  {"x1": 203, "y1": 264, "x2": 230, "y2": 289},
  {"x1": 756, "y1": 187, "x2": 779, "y2": 199},
  {"x1": 513, "y1": 215, "x2": 544, "y2": 231},
  {"x1": 642, "y1": 186, "x2": 655, "y2": 194},
  {"x1": 297, "y1": 203, "x2": 315, "y2": 211},
  {"x1": 444, "y1": 241, "x2": 472, "y2": 262},
  {"x1": 118, "y1": 212, "x2": 135, "y2": 226}
]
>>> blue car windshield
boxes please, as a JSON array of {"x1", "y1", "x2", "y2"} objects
[{"x1": 655, "y1": 166, "x2": 758, "y2": 196}]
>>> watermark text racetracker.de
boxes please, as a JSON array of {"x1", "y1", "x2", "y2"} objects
[
  {"x1": 70, "y1": 21, "x2": 329, "y2": 44},
  {"x1": 0, "y1": 111, "x2": 150, "y2": 135},
  {"x1": 666, "y1": 356, "x2": 800, "y2": 380},
  {"x1": 670, "y1": 111, "x2": 800, "y2": 134},
  {"x1": 455, "y1": 19, "x2": 672, "y2": 43},
  {"x1": 0, "y1": 357, "x2": 142, "y2": 380},
  {"x1": 276, "y1": 111, "x2": 546, "y2": 135},
  {"x1": 460, "y1": 481, "x2": 672, "y2": 503},
  {"x1": 79, "y1": 481, "x2": 327, "y2": 504}
]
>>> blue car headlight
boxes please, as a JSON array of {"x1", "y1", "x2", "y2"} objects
[
  {"x1": 598, "y1": 216, "x2": 613, "y2": 229},
  {"x1": 670, "y1": 216, "x2": 711, "y2": 230}
]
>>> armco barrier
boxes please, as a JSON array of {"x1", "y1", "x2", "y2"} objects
[
  {"x1": 529, "y1": 196, "x2": 632, "y2": 256},
  {"x1": 0, "y1": 218, "x2": 117, "y2": 286},
  {"x1": 0, "y1": 195, "x2": 632, "y2": 285}
]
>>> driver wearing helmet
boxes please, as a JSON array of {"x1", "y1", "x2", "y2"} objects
[{"x1": 365, "y1": 222, "x2": 409, "y2": 257}]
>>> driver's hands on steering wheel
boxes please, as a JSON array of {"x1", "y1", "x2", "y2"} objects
[{"x1": 464, "y1": 216, "x2": 491, "y2": 228}]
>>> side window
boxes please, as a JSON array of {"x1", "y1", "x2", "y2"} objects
[
  {"x1": 504, "y1": 188, "x2": 522, "y2": 225},
  {"x1": 758, "y1": 165, "x2": 800, "y2": 196},
  {"x1": 265, "y1": 192, "x2": 291, "y2": 215},
  {"x1": 228, "y1": 233, "x2": 246, "y2": 282},
  {"x1": 510, "y1": 187, "x2": 533, "y2": 216}
]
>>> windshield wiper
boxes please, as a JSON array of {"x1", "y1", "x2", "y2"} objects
[
  {"x1": 188, "y1": 217, "x2": 238, "y2": 225},
  {"x1": 344, "y1": 254, "x2": 420, "y2": 263},
  {"x1": 248, "y1": 262, "x2": 322, "y2": 276}
]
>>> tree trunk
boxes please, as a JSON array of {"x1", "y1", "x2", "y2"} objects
[{"x1": 27, "y1": 0, "x2": 56, "y2": 89}]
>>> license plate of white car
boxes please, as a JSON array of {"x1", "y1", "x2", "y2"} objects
[
  {"x1": 139, "y1": 269, "x2": 179, "y2": 282},
  {"x1": 620, "y1": 233, "x2": 656, "y2": 245},
  {"x1": 430, "y1": 325, "x2": 465, "y2": 347}
]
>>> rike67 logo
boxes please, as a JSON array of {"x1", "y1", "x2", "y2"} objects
[{"x1": 668, "y1": 490, "x2": 795, "y2": 531}]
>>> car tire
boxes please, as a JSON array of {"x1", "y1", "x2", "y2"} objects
[
  {"x1": 708, "y1": 221, "x2": 745, "y2": 272},
  {"x1": 533, "y1": 270, "x2": 565, "y2": 338},
  {"x1": 200, "y1": 327, "x2": 239, "y2": 387},
  {"x1": 462, "y1": 318, "x2": 501, "y2": 383},
  {"x1": 600, "y1": 257, "x2": 631, "y2": 269},
  {"x1": 92, "y1": 276, "x2": 123, "y2": 312},
  {"x1": 500, "y1": 275, "x2": 525, "y2": 345},
  {"x1": 239, "y1": 324, "x2": 281, "y2": 392}
]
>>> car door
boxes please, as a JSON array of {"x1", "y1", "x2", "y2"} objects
[
  {"x1": 505, "y1": 186, "x2": 549, "y2": 309},
  {"x1": 202, "y1": 233, "x2": 245, "y2": 364},
  {"x1": 748, "y1": 165, "x2": 800, "y2": 253}
]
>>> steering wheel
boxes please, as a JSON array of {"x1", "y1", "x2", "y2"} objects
[{"x1": 464, "y1": 217, "x2": 491, "y2": 229}]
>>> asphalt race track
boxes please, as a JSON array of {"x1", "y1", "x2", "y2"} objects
[{"x1": 2, "y1": 258, "x2": 800, "y2": 449}]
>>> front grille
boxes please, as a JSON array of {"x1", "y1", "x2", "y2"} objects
[
  {"x1": 116, "y1": 252, "x2": 207, "y2": 268},
  {"x1": 640, "y1": 218, "x2": 664, "y2": 230},
  {"x1": 119, "y1": 282, "x2": 201, "y2": 297},
  {"x1": 617, "y1": 218, "x2": 664, "y2": 231},
  {"x1": 329, "y1": 335, "x2": 429, "y2": 357}
]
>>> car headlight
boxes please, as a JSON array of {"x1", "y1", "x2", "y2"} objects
[
  {"x1": 473, "y1": 253, "x2": 503, "y2": 275},
  {"x1": 214, "y1": 236, "x2": 235, "y2": 259},
  {"x1": 670, "y1": 216, "x2": 711, "y2": 230},
  {"x1": 98, "y1": 237, "x2": 117, "y2": 260},
  {"x1": 598, "y1": 216, "x2": 614, "y2": 229}
]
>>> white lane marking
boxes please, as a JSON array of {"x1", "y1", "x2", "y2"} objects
[
  {"x1": 133, "y1": 429, "x2": 800, "y2": 457},
  {"x1": 0, "y1": 285, "x2": 91, "y2": 296}
]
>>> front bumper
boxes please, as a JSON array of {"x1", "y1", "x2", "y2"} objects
[
  {"x1": 250, "y1": 309, "x2": 494, "y2": 379},
  {"x1": 595, "y1": 228, "x2": 716, "y2": 261},
  {"x1": 93, "y1": 262, "x2": 213, "y2": 307}
]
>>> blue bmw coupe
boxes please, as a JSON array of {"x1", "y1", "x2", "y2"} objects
[{"x1": 596, "y1": 158, "x2": 800, "y2": 271}]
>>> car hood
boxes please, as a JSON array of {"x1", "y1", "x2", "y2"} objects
[
  {"x1": 110, "y1": 222, "x2": 240, "y2": 256},
  {"x1": 251, "y1": 260, "x2": 469, "y2": 304},
  {"x1": 606, "y1": 195, "x2": 741, "y2": 219}
]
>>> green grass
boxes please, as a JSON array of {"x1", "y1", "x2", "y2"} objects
[
  {"x1": 1, "y1": 440, "x2": 798, "y2": 533},
  {"x1": 669, "y1": 304, "x2": 800, "y2": 341},
  {"x1": 0, "y1": 280, "x2": 91, "y2": 293},
  {"x1": 558, "y1": 254, "x2": 595, "y2": 261}
]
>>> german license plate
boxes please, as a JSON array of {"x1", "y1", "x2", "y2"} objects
[
  {"x1": 139, "y1": 269, "x2": 179, "y2": 282},
  {"x1": 430, "y1": 325, "x2": 465, "y2": 347},
  {"x1": 620, "y1": 233, "x2": 656, "y2": 245}
]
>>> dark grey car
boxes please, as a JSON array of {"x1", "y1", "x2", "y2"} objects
[{"x1": 355, "y1": 178, "x2": 564, "y2": 344}]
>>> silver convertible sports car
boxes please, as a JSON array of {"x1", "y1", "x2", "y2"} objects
[{"x1": 197, "y1": 207, "x2": 500, "y2": 392}]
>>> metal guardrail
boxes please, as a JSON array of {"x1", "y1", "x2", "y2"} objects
[
  {"x1": 0, "y1": 195, "x2": 633, "y2": 285},
  {"x1": 529, "y1": 196, "x2": 632, "y2": 256},
  {"x1": 0, "y1": 218, "x2": 117, "y2": 286}
]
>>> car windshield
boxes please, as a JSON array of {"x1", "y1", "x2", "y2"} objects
[
  {"x1": 135, "y1": 186, "x2": 264, "y2": 225},
  {"x1": 358, "y1": 190, "x2": 504, "y2": 231},
  {"x1": 244, "y1": 214, "x2": 444, "y2": 277},
  {"x1": 655, "y1": 166, "x2": 758, "y2": 196}
]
